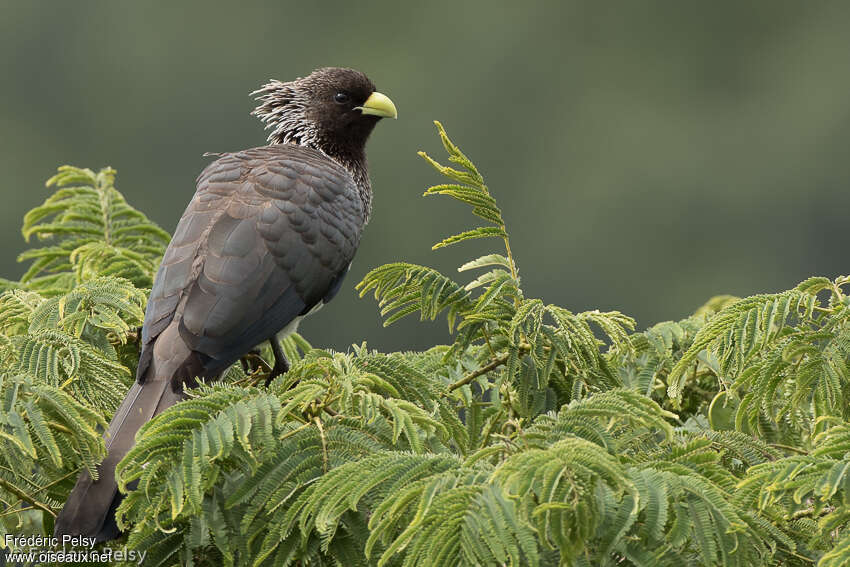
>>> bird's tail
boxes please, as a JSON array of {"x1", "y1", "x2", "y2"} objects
[
  {"x1": 53, "y1": 377, "x2": 184, "y2": 541},
  {"x1": 54, "y1": 323, "x2": 191, "y2": 541}
]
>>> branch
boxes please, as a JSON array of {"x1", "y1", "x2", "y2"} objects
[
  {"x1": 0, "y1": 476, "x2": 56, "y2": 517},
  {"x1": 447, "y1": 344, "x2": 531, "y2": 392}
]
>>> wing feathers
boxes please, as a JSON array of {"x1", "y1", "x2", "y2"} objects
[{"x1": 142, "y1": 144, "x2": 365, "y2": 382}]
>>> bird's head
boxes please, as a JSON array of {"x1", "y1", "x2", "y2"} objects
[{"x1": 251, "y1": 67, "x2": 397, "y2": 158}]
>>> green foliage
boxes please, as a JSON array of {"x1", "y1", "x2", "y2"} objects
[
  {"x1": 20, "y1": 165, "x2": 170, "y2": 292},
  {"x1": 0, "y1": 166, "x2": 164, "y2": 547},
  {"x1": 2, "y1": 126, "x2": 850, "y2": 566}
]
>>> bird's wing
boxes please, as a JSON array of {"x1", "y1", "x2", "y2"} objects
[{"x1": 138, "y1": 145, "x2": 364, "y2": 384}]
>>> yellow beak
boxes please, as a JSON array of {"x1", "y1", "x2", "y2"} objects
[{"x1": 356, "y1": 91, "x2": 398, "y2": 119}]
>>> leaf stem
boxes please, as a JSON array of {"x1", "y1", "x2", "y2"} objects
[
  {"x1": 502, "y1": 234, "x2": 518, "y2": 283},
  {"x1": 314, "y1": 416, "x2": 328, "y2": 473},
  {"x1": 768, "y1": 443, "x2": 809, "y2": 455}
]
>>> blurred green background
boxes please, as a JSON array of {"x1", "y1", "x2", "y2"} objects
[{"x1": 2, "y1": 1, "x2": 849, "y2": 352}]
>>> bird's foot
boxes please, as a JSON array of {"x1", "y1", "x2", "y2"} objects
[{"x1": 240, "y1": 349, "x2": 268, "y2": 374}]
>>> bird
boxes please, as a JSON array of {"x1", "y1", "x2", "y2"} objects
[{"x1": 53, "y1": 67, "x2": 397, "y2": 542}]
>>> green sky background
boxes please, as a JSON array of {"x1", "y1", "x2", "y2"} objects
[{"x1": 1, "y1": 1, "x2": 849, "y2": 352}]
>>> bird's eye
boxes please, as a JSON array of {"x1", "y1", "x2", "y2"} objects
[{"x1": 334, "y1": 92, "x2": 350, "y2": 104}]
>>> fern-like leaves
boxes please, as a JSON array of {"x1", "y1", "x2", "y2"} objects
[
  {"x1": 2, "y1": 129, "x2": 849, "y2": 567},
  {"x1": 20, "y1": 165, "x2": 169, "y2": 291}
]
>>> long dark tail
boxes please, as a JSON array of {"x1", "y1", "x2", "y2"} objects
[{"x1": 54, "y1": 323, "x2": 189, "y2": 541}]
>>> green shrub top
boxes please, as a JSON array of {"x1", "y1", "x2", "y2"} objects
[{"x1": 0, "y1": 123, "x2": 848, "y2": 566}]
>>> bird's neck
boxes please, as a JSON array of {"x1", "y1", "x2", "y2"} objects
[
  {"x1": 332, "y1": 150, "x2": 372, "y2": 221},
  {"x1": 283, "y1": 138, "x2": 373, "y2": 223}
]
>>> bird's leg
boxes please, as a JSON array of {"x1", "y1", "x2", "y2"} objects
[
  {"x1": 240, "y1": 353, "x2": 252, "y2": 373},
  {"x1": 265, "y1": 337, "x2": 290, "y2": 386}
]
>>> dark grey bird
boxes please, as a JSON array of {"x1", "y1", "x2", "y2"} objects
[{"x1": 54, "y1": 67, "x2": 397, "y2": 542}]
